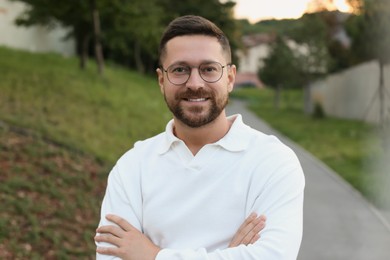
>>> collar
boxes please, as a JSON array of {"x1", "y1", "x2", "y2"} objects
[{"x1": 157, "y1": 114, "x2": 250, "y2": 155}]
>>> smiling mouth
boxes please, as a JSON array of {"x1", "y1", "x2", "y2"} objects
[{"x1": 184, "y1": 98, "x2": 209, "y2": 102}]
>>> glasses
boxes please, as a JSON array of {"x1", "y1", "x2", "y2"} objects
[{"x1": 161, "y1": 62, "x2": 230, "y2": 85}]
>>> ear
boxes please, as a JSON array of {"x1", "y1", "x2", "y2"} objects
[
  {"x1": 227, "y1": 64, "x2": 236, "y2": 93},
  {"x1": 156, "y1": 68, "x2": 165, "y2": 94}
]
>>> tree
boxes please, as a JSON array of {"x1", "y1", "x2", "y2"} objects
[
  {"x1": 101, "y1": 0, "x2": 164, "y2": 74},
  {"x1": 259, "y1": 36, "x2": 301, "y2": 109},
  {"x1": 11, "y1": 0, "x2": 103, "y2": 74},
  {"x1": 289, "y1": 13, "x2": 331, "y2": 114}
]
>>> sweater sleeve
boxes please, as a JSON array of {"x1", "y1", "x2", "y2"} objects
[
  {"x1": 156, "y1": 151, "x2": 305, "y2": 260},
  {"x1": 96, "y1": 149, "x2": 143, "y2": 260}
]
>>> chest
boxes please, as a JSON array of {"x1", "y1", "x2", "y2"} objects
[{"x1": 138, "y1": 151, "x2": 261, "y2": 249}]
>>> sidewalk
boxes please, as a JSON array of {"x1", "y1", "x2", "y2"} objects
[{"x1": 226, "y1": 100, "x2": 390, "y2": 260}]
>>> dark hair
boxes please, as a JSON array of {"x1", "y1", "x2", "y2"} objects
[{"x1": 158, "y1": 15, "x2": 231, "y2": 65}]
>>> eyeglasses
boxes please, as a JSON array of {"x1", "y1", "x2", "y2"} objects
[{"x1": 161, "y1": 62, "x2": 231, "y2": 85}]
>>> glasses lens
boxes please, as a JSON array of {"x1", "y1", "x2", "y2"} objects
[
  {"x1": 167, "y1": 64, "x2": 190, "y2": 85},
  {"x1": 165, "y1": 62, "x2": 225, "y2": 85},
  {"x1": 199, "y1": 62, "x2": 223, "y2": 83}
]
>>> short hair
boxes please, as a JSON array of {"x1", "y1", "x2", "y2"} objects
[{"x1": 158, "y1": 15, "x2": 231, "y2": 65}]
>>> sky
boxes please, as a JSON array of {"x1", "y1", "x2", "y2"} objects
[{"x1": 234, "y1": 0, "x2": 351, "y2": 22}]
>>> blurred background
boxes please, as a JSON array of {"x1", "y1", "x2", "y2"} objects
[{"x1": 0, "y1": 0, "x2": 389, "y2": 259}]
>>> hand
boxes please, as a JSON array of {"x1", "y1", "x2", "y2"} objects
[
  {"x1": 229, "y1": 213, "x2": 266, "y2": 247},
  {"x1": 95, "y1": 214, "x2": 161, "y2": 260}
]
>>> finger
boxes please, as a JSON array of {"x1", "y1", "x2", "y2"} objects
[
  {"x1": 250, "y1": 233, "x2": 260, "y2": 244},
  {"x1": 240, "y1": 219, "x2": 261, "y2": 245},
  {"x1": 106, "y1": 214, "x2": 136, "y2": 232},
  {"x1": 243, "y1": 215, "x2": 266, "y2": 240},
  {"x1": 96, "y1": 225, "x2": 125, "y2": 238},
  {"x1": 235, "y1": 213, "x2": 257, "y2": 236},
  {"x1": 96, "y1": 246, "x2": 120, "y2": 257},
  {"x1": 95, "y1": 233, "x2": 122, "y2": 247},
  {"x1": 229, "y1": 213, "x2": 258, "y2": 247},
  {"x1": 239, "y1": 215, "x2": 262, "y2": 237},
  {"x1": 237, "y1": 215, "x2": 266, "y2": 245}
]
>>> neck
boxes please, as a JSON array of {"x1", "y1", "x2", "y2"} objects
[{"x1": 173, "y1": 111, "x2": 232, "y2": 155}]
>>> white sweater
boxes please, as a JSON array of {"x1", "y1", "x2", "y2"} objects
[{"x1": 97, "y1": 114, "x2": 305, "y2": 259}]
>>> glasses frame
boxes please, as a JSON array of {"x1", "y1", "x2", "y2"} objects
[{"x1": 161, "y1": 62, "x2": 231, "y2": 86}]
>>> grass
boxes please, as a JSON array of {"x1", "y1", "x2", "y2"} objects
[
  {"x1": 0, "y1": 46, "x2": 170, "y2": 163},
  {"x1": 231, "y1": 87, "x2": 389, "y2": 209},
  {"x1": 0, "y1": 126, "x2": 108, "y2": 259}
]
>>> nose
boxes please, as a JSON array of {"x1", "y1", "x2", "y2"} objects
[{"x1": 185, "y1": 67, "x2": 205, "y2": 90}]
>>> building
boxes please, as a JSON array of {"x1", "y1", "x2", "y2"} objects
[
  {"x1": 0, "y1": 0, "x2": 75, "y2": 56},
  {"x1": 235, "y1": 33, "x2": 276, "y2": 88}
]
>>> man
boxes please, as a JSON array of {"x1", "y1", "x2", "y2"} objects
[{"x1": 95, "y1": 15, "x2": 305, "y2": 259}]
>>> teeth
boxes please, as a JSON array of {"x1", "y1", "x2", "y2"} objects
[{"x1": 188, "y1": 98, "x2": 206, "y2": 102}]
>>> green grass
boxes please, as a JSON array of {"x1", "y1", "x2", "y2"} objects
[
  {"x1": 231, "y1": 87, "x2": 389, "y2": 209},
  {"x1": 0, "y1": 46, "x2": 170, "y2": 163}
]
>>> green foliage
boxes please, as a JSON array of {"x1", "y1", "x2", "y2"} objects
[
  {"x1": 0, "y1": 46, "x2": 170, "y2": 163},
  {"x1": 237, "y1": 18, "x2": 303, "y2": 35},
  {"x1": 346, "y1": 0, "x2": 390, "y2": 65},
  {"x1": 289, "y1": 12, "x2": 331, "y2": 79},
  {"x1": 231, "y1": 88, "x2": 386, "y2": 208},
  {"x1": 259, "y1": 36, "x2": 301, "y2": 90}
]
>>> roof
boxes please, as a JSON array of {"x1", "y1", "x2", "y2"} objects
[
  {"x1": 241, "y1": 33, "x2": 276, "y2": 48},
  {"x1": 234, "y1": 72, "x2": 264, "y2": 88}
]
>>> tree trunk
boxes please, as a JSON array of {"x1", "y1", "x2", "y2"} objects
[
  {"x1": 91, "y1": 0, "x2": 104, "y2": 76},
  {"x1": 304, "y1": 82, "x2": 312, "y2": 115},
  {"x1": 134, "y1": 40, "x2": 145, "y2": 74},
  {"x1": 80, "y1": 34, "x2": 89, "y2": 69}
]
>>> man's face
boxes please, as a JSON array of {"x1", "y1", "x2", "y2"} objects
[{"x1": 157, "y1": 35, "x2": 236, "y2": 128}]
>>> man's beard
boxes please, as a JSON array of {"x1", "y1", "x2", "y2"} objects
[{"x1": 164, "y1": 88, "x2": 229, "y2": 128}]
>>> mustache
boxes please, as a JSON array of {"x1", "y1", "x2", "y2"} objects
[{"x1": 176, "y1": 88, "x2": 212, "y2": 99}]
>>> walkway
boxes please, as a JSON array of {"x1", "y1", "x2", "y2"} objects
[{"x1": 226, "y1": 100, "x2": 390, "y2": 260}]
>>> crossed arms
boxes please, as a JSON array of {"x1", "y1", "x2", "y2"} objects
[{"x1": 95, "y1": 213, "x2": 266, "y2": 260}]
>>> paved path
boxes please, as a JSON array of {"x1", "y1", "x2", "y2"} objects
[{"x1": 226, "y1": 100, "x2": 390, "y2": 260}]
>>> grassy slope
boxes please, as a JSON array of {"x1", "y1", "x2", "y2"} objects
[
  {"x1": 0, "y1": 46, "x2": 170, "y2": 163},
  {"x1": 0, "y1": 46, "x2": 170, "y2": 258},
  {"x1": 0, "y1": 126, "x2": 107, "y2": 259}
]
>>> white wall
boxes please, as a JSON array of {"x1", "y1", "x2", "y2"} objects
[
  {"x1": 0, "y1": 0, "x2": 75, "y2": 56},
  {"x1": 236, "y1": 44, "x2": 270, "y2": 73},
  {"x1": 311, "y1": 61, "x2": 390, "y2": 124}
]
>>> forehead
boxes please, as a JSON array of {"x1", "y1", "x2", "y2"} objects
[{"x1": 162, "y1": 35, "x2": 226, "y2": 66}]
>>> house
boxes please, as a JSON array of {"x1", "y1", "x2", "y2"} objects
[{"x1": 235, "y1": 33, "x2": 276, "y2": 88}]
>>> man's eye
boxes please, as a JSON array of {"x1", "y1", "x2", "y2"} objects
[
  {"x1": 171, "y1": 66, "x2": 189, "y2": 74},
  {"x1": 201, "y1": 66, "x2": 217, "y2": 73}
]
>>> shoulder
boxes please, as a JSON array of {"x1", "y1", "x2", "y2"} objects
[
  {"x1": 116, "y1": 132, "x2": 166, "y2": 166},
  {"x1": 242, "y1": 122, "x2": 296, "y2": 158}
]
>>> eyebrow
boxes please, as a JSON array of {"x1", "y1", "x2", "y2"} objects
[{"x1": 168, "y1": 60, "x2": 220, "y2": 67}]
